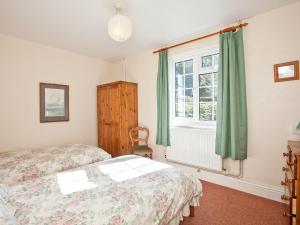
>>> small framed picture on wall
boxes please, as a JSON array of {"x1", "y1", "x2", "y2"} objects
[
  {"x1": 274, "y1": 60, "x2": 299, "y2": 82},
  {"x1": 40, "y1": 83, "x2": 69, "y2": 123}
]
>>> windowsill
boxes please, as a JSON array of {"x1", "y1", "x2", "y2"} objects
[
  {"x1": 171, "y1": 119, "x2": 216, "y2": 130},
  {"x1": 170, "y1": 125, "x2": 216, "y2": 130}
]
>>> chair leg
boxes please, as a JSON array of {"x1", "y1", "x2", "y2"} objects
[{"x1": 142, "y1": 153, "x2": 152, "y2": 159}]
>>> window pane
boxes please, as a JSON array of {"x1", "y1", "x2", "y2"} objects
[
  {"x1": 175, "y1": 89, "x2": 184, "y2": 103},
  {"x1": 185, "y1": 89, "x2": 193, "y2": 102},
  {"x1": 200, "y1": 97, "x2": 213, "y2": 102},
  {"x1": 199, "y1": 102, "x2": 213, "y2": 121},
  {"x1": 184, "y1": 60, "x2": 193, "y2": 74},
  {"x1": 185, "y1": 102, "x2": 193, "y2": 118},
  {"x1": 199, "y1": 87, "x2": 212, "y2": 98},
  {"x1": 202, "y1": 55, "x2": 212, "y2": 68},
  {"x1": 213, "y1": 103, "x2": 217, "y2": 121},
  {"x1": 199, "y1": 73, "x2": 212, "y2": 87},
  {"x1": 214, "y1": 87, "x2": 217, "y2": 101},
  {"x1": 213, "y1": 72, "x2": 218, "y2": 85},
  {"x1": 185, "y1": 74, "x2": 193, "y2": 89},
  {"x1": 175, "y1": 75, "x2": 184, "y2": 89},
  {"x1": 213, "y1": 54, "x2": 219, "y2": 69},
  {"x1": 175, "y1": 62, "x2": 184, "y2": 75},
  {"x1": 175, "y1": 103, "x2": 184, "y2": 117}
]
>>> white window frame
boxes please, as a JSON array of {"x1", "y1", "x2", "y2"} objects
[{"x1": 169, "y1": 45, "x2": 219, "y2": 129}]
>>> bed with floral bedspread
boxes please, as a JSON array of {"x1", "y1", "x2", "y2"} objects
[
  {"x1": 0, "y1": 144, "x2": 111, "y2": 185},
  {"x1": 3, "y1": 155, "x2": 202, "y2": 225}
]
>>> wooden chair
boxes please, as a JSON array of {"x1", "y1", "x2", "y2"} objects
[{"x1": 129, "y1": 127, "x2": 153, "y2": 159}]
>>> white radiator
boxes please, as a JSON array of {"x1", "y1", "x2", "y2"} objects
[{"x1": 166, "y1": 127, "x2": 222, "y2": 171}]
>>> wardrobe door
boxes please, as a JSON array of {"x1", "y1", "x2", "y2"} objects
[
  {"x1": 98, "y1": 86, "x2": 109, "y2": 152},
  {"x1": 119, "y1": 83, "x2": 138, "y2": 155},
  {"x1": 106, "y1": 84, "x2": 121, "y2": 157}
]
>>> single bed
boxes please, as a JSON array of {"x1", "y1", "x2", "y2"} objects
[
  {"x1": 1, "y1": 155, "x2": 202, "y2": 225},
  {"x1": 0, "y1": 144, "x2": 111, "y2": 185}
]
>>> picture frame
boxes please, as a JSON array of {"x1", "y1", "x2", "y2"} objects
[
  {"x1": 274, "y1": 60, "x2": 299, "y2": 82},
  {"x1": 40, "y1": 83, "x2": 69, "y2": 123}
]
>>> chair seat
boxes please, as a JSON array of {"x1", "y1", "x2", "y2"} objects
[{"x1": 132, "y1": 145, "x2": 153, "y2": 155}]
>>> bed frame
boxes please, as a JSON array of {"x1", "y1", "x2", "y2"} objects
[{"x1": 190, "y1": 206, "x2": 195, "y2": 217}]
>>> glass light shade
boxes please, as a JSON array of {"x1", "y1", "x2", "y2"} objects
[{"x1": 107, "y1": 14, "x2": 133, "y2": 42}]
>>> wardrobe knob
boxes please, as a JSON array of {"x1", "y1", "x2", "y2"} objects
[
  {"x1": 282, "y1": 166, "x2": 290, "y2": 171},
  {"x1": 281, "y1": 195, "x2": 290, "y2": 200}
]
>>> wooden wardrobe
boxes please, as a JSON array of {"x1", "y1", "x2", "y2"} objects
[{"x1": 97, "y1": 81, "x2": 138, "y2": 157}]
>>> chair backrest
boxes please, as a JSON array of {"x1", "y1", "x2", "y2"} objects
[{"x1": 129, "y1": 127, "x2": 149, "y2": 147}]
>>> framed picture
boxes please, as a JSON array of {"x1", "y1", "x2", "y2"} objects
[
  {"x1": 274, "y1": 60, "x2": 299, "y2": 82},
  {"x1": 40, "y1": 83, "x2": 69, "y2": 123}
]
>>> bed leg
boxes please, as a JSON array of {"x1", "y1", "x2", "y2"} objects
[{"x1": 190, "y1": 206, "x2": 195, "y2": 217}]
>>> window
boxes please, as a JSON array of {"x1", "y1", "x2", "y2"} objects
[
  {"x1": 174, "y1": 60, "x2": 193, "y2": 118},
  {"x1": 170, "y1": 46, "x2": 219, "y2": 128}
]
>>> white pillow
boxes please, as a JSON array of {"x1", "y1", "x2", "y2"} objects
[{"x1": 0, "y1": 184, "x2": 18, "y2": 225}]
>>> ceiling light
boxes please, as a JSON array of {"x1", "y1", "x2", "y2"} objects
[{"x1": 107, "y1": 3, "x2": 133, "y2": 42}]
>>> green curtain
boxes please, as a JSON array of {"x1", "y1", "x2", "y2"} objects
[
  {"x1": 156, "y1": 50, "x2": 171, "y2": 147},
  {"x1": 215, "y1": 29, "x2": 247, "y2": 160}
]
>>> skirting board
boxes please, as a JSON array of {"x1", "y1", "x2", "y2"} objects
[
  {"x1": 198, "y1": 169, "x2": 285, "y2": 203},
  {"x1": 165, "y1": 160, "x2": 285, "y2": 203}
]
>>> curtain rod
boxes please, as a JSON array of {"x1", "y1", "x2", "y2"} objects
[{"x1": 153, "y1": 22, "x2": 248, "y2": 54}]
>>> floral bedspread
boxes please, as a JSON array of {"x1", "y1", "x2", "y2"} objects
[
  {"x1": 8, "y1": 155, "x2": 202, "y2": 225},
  {"x1": 0, "y1": 144, "x2": 111, "y2": 185}
]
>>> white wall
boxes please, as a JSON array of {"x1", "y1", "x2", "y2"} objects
[
  {"x1": 0, "y1": 34, "x2": 115, "y2": 152},
  {"x1": 111, "y1": 1, "x2": 300, "y2": 192}
]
